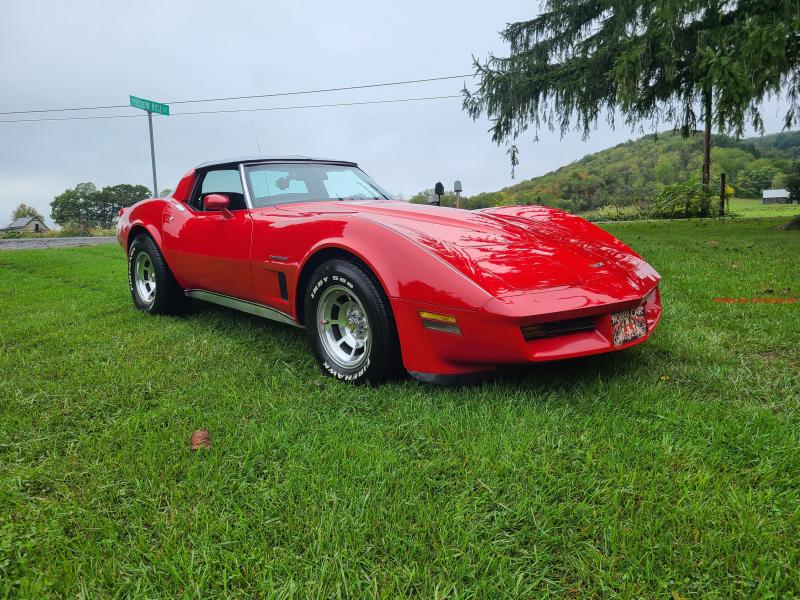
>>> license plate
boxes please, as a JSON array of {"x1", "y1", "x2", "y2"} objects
[{"x1": 611, "y1": 305, "x2": 647, "y2": 346}]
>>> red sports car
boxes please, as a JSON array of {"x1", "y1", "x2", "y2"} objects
[{"x1": 116, "y1": 156, "x2": 662, "y2": 383}]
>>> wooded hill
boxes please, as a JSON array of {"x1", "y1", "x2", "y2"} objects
[{"x1": 412, "y1": 131, "x2": 800, "y2": 212}]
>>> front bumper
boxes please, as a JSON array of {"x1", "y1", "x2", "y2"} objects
[{"x1": 392, "y1": 283, "x2": 662, "y2": 376}]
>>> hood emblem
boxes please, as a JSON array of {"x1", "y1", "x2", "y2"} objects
[{"x1": 589, "y1": 262, "x2": 605, "y2": 268}]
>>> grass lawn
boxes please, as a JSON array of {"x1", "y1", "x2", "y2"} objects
[
  {"x1": 728, "y1": 197, "x2": 800, "y2": 219},
  {"x1": 1, "y1": 217, "x2": 798, "y2": 597}
]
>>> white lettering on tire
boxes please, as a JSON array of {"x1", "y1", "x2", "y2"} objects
[
  {"x1": 310, "y1": 276, "x2": 329, "y2": 299},
  {"x1": 332, "y1": 275, "x2": 354, "y2": 289},
  {"x1": 128, "y1": 252, "x2": 135, "y2": 292},
  {"x1": 322, "y1": 357, "x2": 370, "y2": 381}
]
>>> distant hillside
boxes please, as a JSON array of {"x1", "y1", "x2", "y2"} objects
[{"x1": 413, "y1": 131, "x2": 800, "y2": 211}]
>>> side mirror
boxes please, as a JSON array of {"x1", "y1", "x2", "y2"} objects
[{"x1": 204, "y1": 194, "x2": 232, "y2": 217}]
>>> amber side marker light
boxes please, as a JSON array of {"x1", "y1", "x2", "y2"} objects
[{"x1": 419, "y1": 311, "x2": 461, "y2": 335}]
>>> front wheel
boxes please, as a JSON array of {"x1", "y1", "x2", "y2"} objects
[{"x1": 304, "y1": 259, "x2": 401, "y2": 384}]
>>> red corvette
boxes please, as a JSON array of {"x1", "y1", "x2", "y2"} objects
[{"x1": 116, "y1": 156, "x2": 662, "y2": 383}]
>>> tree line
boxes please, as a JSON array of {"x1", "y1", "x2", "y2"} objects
[
  {"x1": 9, "y1": 184, "x2": 165, "y2": 232},
  {"x1": 50, "y1": 183, "x2": 153, "y2": 230},
  {"x1": 410, "y1": 131, "x2": 800, "y2": 214}
]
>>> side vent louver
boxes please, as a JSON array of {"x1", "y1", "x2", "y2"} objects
[{"x1": 278, "y1": 273, "x2": 288, "y2": 300}]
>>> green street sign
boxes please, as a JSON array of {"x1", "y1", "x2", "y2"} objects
[{"x1": 129, "y1": 95, "x2": 169, "y2": 116}]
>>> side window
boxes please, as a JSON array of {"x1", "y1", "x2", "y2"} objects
[{"x1": 190, "y1": 168, "x2": 247, "y2": 211}]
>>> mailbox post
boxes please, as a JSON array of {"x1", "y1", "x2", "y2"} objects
[
  {"x1": 454, "y1": 180, "x2": 463, "y2": 209},
  {"x1": 433, "y1": 182, "x2": 445, "y2": 206}
]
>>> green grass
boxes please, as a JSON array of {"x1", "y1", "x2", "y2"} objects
[
  {"x1": 728, "y1": 197, "x2": 800, "y2": 219},
  {"x1": 1, "y1": 218, "x2": 798, "y2": 598}
]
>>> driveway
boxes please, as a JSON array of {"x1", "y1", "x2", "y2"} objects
[{"x1": 0, "y1": 236, "x2": 116, "y2": 251}]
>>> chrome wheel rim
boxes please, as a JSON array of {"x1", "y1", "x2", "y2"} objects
[
  {"x1": 316, "y1": 285, "x2": 370, "y2": 369},
  {"x1": 133, "y1": 251, "x2": 156, "y2": 305}
]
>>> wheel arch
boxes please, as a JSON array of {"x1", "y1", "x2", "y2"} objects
[
  {"x1": 123, "y1": 199, "x2": 168, "y2": 254},
  {"x1": 294, "y1": 245, "x2": 392, "y2": 327},
  {"x1": 125, "y1": 220, "x2": 191, "y2": 292},
  {"x1": 128, "y1": 224, "x2": 151, "y2": 250},
  {"x1": 127, "y1": 222, "x2": 164, "y2": 253}
]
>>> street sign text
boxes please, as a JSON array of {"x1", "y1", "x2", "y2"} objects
[{"x1": 129, "y1": 95, "x2": 169, "y2": 116}]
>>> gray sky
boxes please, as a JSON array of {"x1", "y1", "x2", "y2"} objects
[{"x1": 1, "y1": 0, "x2": 794, "y2": 226}]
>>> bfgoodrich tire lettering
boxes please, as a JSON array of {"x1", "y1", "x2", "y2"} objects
[
  {"x1": 305, "y1": 259, "x2": 401, "y2": 384},
  {"x1": 128, "y1": 234, "x2": 189, "y2": 315}
]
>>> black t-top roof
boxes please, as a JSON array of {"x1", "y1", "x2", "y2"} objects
[{"x1": 196, "y1": 156, "x2": 358, "y2": 169}]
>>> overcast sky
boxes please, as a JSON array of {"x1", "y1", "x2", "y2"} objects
[{"x1": 1, "y1": 0, "x2": 794, "y2": 226}]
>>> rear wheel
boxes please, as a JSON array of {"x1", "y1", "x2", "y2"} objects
[
  {"x1": 128, "y1": 234, "x2": 189, "y2": 314},
  {"x1": 304, "y1": 259, "x2": 401, "y2": 383}
]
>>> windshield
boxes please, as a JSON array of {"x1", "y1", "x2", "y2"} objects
[{"x1": 244, "y1": 163, "x2": 390, "y2": 207}]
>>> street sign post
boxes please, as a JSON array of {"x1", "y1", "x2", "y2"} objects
[{"x1": 130, "y1": 95, "x2": 169, "y2": 197}]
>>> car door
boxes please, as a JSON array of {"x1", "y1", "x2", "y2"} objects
[{"x1": 162, "y1": 167, "x2": 255, "y2": 301}]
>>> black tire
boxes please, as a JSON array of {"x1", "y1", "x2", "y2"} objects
[
  {"x1": 128, "y1": 234, "x2": 190, "y2": 315},
  {"x1": 304, "y1": 259, "x2": 402, "y2": 384}
]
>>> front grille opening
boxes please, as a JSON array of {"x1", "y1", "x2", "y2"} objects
[{"x1": 521, "y1": 316, "x2": 595, "y2": 341}]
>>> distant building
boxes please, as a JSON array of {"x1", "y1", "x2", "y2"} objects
[
  {"x1": 762, "y1": 189, "x2": 791, "y2": 204},
  {"x1": 1, "y1": 216, "x2": 50, "y2": 233}
]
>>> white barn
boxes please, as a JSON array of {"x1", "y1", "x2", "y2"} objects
[{"x1": 762, "y1": 189, "x2": 791, "y2": 204}]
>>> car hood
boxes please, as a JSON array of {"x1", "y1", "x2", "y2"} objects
[{"x1": 277, "y1": 200, "x2": 659, "y2": 298}]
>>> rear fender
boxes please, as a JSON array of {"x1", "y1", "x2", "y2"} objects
[{"x1": 118, "y1": 199, "x2": 168, "y2": 255}]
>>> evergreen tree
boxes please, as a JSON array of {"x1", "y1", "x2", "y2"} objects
[
  {"x1": 464, "y1": 0, "x2": 800, "y2": 216},
  {"x1": 786, "y1": 161, "x2": 800, "y2": 201}
]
